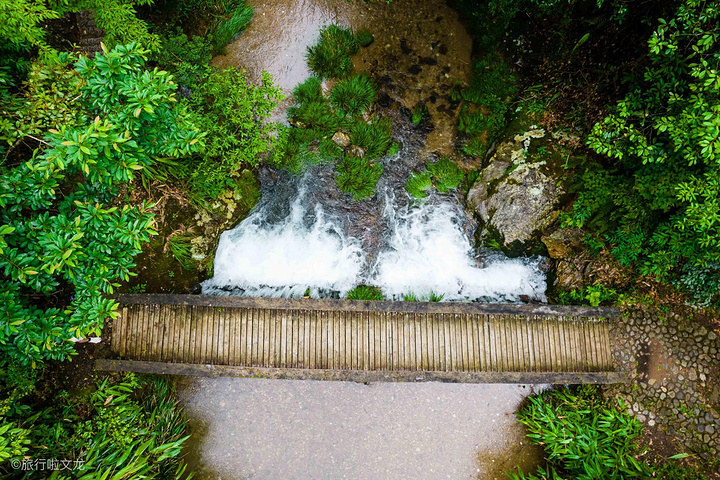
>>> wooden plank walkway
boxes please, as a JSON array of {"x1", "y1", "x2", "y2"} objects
[{"x1": 98, "y1": 294, "x2": 629, "y2": 384}]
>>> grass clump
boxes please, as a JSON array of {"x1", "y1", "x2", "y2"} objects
[
  {"x1": 356, "y1": 29, "x2": 374, "y2": 47},
  {"x1": 411, "y1": 105, "x2": 428, "y2": 125},
  {"x1": 428, "y1": 157, "x2": 464, "y2": 193},
  {"x1": 349, "y1": 117, "x2": 393, "y2": 160},
  {"x1": 336, "y1": 155, "x2": 384, "y2": 200},
  {"x1": 347, "y1": 285, "x2": 385, "y2": 300},
  {"x1": 292, "y1": 76, "x2": 323, "y2": 103},
  {"x1": 330, "y1": 73, "x2": 378, "y2": 116},
  {"x1": 307, "y1": 25, "x2": 359, "y2": 79},
  {"x1": 405, "y1": 170, "x2": 432, "y2": 199},
  {"x1": 212, "y1": 1, "x2": 254, "y2": 54},
  {"x1": 166, "y1": 231, "x2": 196, "y2": 270}
]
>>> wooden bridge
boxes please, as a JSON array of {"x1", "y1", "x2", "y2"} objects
[{"x1": 95, "y1": 294, "x2": 630, "y2": 384}]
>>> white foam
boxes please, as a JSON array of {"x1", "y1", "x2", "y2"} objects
[
  {"x1": 204, "y1": 174, "x2": 547, "y2": 302},
  {"x1": 372, "y1": 198, "x2": 546, "y2": 302},
  {"x1": 204, "y1": 181, "x2": 366, "y2": 298}
]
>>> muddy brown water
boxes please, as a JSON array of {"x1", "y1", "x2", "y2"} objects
[
  {"x1": 183, "y1": 1, "x2": 546, "y2": 478},
  {"x1": 213, "y1": 0, "x2": 472, "y2": 157}
]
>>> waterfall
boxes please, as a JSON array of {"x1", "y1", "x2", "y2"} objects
[{"x1": 202, "y1": 169, "x2": 547, "y2": 302}]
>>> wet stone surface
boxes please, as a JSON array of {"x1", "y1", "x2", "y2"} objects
[
  {"x1": 608, "y1": 307, "x2": 720, "y2": 460},
  {"x1": 178, "y1": 378, "x2": 545, "y2": 480}
]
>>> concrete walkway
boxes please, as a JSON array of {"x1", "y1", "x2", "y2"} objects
[{"x1": 178, "y1": 378, "x2": 545, "y2": 480}]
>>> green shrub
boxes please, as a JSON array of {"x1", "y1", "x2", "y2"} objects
[
  {"x1": 405, "y1": 170, "x2": 432, "y2": 199},
  {"x1": 566, "y1": 0, "x2": 720, "y2": 306},
  {"x1": 347, "y1": 285, "x2": 385, "y2": 300},
  {"x1": 510, "y1": 385, "x2": 649, "y2": 479},
  {"x1": 428, "y1": 157, "x2": 464, "y2": 193},
  {"x1": 330, "y1": 73, "x2": 378, "y2": 116},
  {"x1": 212, "y1": 1, "x2": 254, "y2": 54},
  {"x1": 307, "y1": 25, "x2": 359, "y2": 79},
  {"x1": 355, "y1": 29, "x2": 374, "y2": 47},
  {"x1": 350, "y1": 117, "x2": 393, "y2": 160},
  {"x1": 336, "y1": 155, "x2": 384, "y2": 200},
  {"x1": 186, "y1": 67, "x2": 283, "y2": 201}
]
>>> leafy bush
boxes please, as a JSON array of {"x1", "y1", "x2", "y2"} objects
[
  {"x1": 566, "y1": 1, "x2": 720, "y2": 304},
  {"x1": 510, "y1": 385, "x2": 649, "y2": 479},
  {"x1": 186, "y1": 68, "x2": 283, "y2": 201},
  {"x1": 405, "y1": 170, "x2": 432, "y2": 199},
  {"x1": 212, "y1": 0, "x2": 253, "y2": 54},
  {"x1": 330, "y1": 73, "x2": 378, "y2": 116},
  {"x1": 0, "y1": 44, "x2": 202, "y2": 364},
  {"x1": 347, "y1": 285, "x2": 385, "y2": 300},
  {"x1": 307, "y1": 25, "x2": 359, "y2": 79},
  {"x1": 336, "y1": 155, "x2": 384, "y2": 200}
]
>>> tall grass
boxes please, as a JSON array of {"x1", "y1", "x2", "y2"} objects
[
  {"x1": 212, "y1": 1, "x2": 253, "y2": 54},
  {"x1": 330, "y1": 73, "x2": 378, "y2": 116},
  {"x1": 428, "y1": 157, "x2": 464, "y2": 193},
  {"x1": 307, "y1": 25, "x2": 359, "y2": 79},
  {"x1": 349, "y1": 117, "x2": 392, "y2": 160},
  {"x1": 509, "y1": 386, "x2": 649, "y2": 479},
  {"x1": 405, "y1": 170, "x2": 432, "y2": 199},
  {"x1": 347, "y1": 285, "x2": 385, "y2": 300},
  {"x1": 336, "y1": 154, "x2": 384, "y2": 200}
]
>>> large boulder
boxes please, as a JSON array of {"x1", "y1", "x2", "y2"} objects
[{"x1": 467, "y1": 127, "x2": 563, "y2": 250}]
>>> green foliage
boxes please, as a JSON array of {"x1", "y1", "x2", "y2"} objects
[
  {"x1": 567, "y1": 0, "x2": 720, "y2": 304},
  {"x1": 186, "y1": 68, "x2": 283, "y2": 201},
  {"x1": 330, "y1": 73, "x2": 378, "y2": 116},
  {"x1": 411, "y1": 105, "x2": 428, "y2": 125},
  {"x1": 402, "y1": 292, "x2": 418, "y2": 302},
  {"x1": 556, "y1": 284, "x2": 619, "y2": 307},
  {"x1": 428, "y1": 157, "x2": 464, "y2": 193},
  {"x1": 0, "y1": 44, "x2": 202, "y2": 364},
  {"x1": 336, "y1": 155, "x2": 384, "y2": 200},
  {"x1": 212, "y1": 0, "x2": 253, "y2": 54},
  {"x1": 387, "y1": 141, "x2": 400, "y2": 156},
  {"x1": 356, "y1": 29, "x2": 374, "y2": 47},
  {"x1": 306, "y1": 25, "x2": 359, "y2": 79},
  {"x1": 349, "y1": 117, "x2": 392, "y2": 160},
  {"x1": 347, "y1": 285, "x2": 385, "y2": 300},
  {"x1": 405, "y1": 170, "x2": 432, "y2": 199},
  {"x1": 293, "y1": 76, "x2": 323, "y2": 104},
  {"x1": 0, "y1": 0, "x2": 60, "y2": 46},
  {"x1": 457, "y1": 54, "x2": 517, "y2": 156},
  {"x1": 167, "y1": 233, "x2": 195, "y2": 270},
  {"x1": 23, "y1": 374, "x2": 191, "y2": 479},
  {"x1": 510, "y1": 386, "x2": 649, "y2": 479}
]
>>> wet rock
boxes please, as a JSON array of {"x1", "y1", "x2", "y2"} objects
[
  {"x1": 541, "y1": 228, "x2": 584, "y2": 259},
  {"x1": 466, "y1": 128, "x2": 563, "y2": 247},
  {"x1": 554, "y1": 258, "x2": 587, "y2": 290},
  {"x1": 332, "y1": 131, "x2": 351, "y2": 148}
]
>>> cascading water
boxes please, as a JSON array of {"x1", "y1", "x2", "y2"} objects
[{"x1": 203, "y1": 163, "x2": 548, "y2": 302}]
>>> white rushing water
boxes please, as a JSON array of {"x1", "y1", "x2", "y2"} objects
[{"x1": 203, "y1": 172, "x2": 547, "y2": 302}]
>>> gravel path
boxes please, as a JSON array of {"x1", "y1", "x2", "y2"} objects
[{"x1": 178, "y1": 379, "x2": 544, "y2": 480}]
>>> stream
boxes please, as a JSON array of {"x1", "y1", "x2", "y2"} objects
[{"x1": 185, "y1": 0, "x2": 548, "y2": 478}]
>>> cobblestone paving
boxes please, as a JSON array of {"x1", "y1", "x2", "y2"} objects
[{"x1": 608, "y1": 306, "x2": 720, "y2": 460}]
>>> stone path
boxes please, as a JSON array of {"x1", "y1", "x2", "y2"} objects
[{"x1": 608, "y1": 306, "x2": 720, "y2": 460}]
